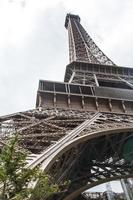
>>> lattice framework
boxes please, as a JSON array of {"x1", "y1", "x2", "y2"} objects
[{"x1": 0, "y1": 13, "x2": 133, "y2": 200}]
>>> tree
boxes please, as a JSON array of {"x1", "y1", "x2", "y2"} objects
[
  {"x1": 32, "y1": 173, "x2": 59, "y2": 200},
  {"x1": 0, "y1": 134, "x2": 59, "y2": 200}
]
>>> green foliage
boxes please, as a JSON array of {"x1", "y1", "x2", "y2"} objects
[
  {"x1": 0, "y1": 134, "x2": 59, "y2": 200},
  {"x1": 32, "y1": 173, "x2": 59, "y2": 200}
]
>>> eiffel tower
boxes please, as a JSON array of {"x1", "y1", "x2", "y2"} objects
[{"x1": 1, "y1": 13, "x2": 133, "y2": 200}]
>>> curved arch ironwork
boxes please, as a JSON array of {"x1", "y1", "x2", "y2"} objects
[{"x1": 45, "y1": 125, "x2": 133, "y2": 199}]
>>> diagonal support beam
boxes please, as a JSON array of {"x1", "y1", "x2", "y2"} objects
[
  {"x1": 119, "y1": 77, "x2": 133, "y2": 89},
  {"x1": 41, "y1": 121, "x2": 66, "y2": 131},
  {"x1": 27, "y1": 112, "x2": 101, "y2": 169}
]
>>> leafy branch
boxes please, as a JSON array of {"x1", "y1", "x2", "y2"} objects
[{"x1": 0, "y1": 134, "x2": 59, "y2": 200}]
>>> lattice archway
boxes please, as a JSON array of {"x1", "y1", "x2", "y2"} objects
[{"x1": 45, "y1": 125, "x2": 133, "y2": 200}]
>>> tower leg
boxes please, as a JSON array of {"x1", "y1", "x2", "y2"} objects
[
  {"x1": 120, "y1": 179, "x2": 133, "y2": 200},
  {"x1": 106, "y1": 182, "x2": 115, "y2": 200}
]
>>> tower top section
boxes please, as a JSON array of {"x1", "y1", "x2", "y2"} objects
[
  {"x1": 65, "y1": 13, "x2": 115, "y2": 66},
  {"x1": 36, "y1": 13, "x2": 133, "y2": 114},
  {"x1": 65, "y1": 13, "x2": 80, "y2": 29}
]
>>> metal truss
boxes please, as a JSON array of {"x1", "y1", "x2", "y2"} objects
[
  {"x1": 1, "y1": 108, "x2": 133, "y2": 199},
  {"x1": 65, "y1": 14, "x2": 115, "y2": 66},
  {"x1": 46, "y1": 111, "x2": 133, "y2": 199},
  {"x1": 1, "y1": 13, "x2": 133, "y2": 200}
]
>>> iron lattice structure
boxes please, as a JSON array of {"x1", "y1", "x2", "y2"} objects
[{"x1": 1, "y1": 14, "x2": 133, "y2": 200}]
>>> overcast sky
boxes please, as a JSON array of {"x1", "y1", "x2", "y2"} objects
[
  {"x1": 1, "y1": 0, "x2": 132, "y2": 193},
  {"x1": 0, "y1": 0, "x2": 133, "y2": 116}
]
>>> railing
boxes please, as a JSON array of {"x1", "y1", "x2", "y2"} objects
[{"x1": 38, "y1": 80, "x2": 133, "y2": 101}]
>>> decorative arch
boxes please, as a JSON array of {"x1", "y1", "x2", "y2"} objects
[
  {"x1": 45, "y1": 126, "x2": 133, "y2": 171},
  {"x1": 44, "y1": 126, "x2": 133, "y2": 200}
]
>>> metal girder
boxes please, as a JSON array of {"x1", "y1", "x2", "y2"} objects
[
  {"x1": 66, "y1": 14, "x2": 115, "y2": 66},
  {"x1": 1, "y1": 109, "x2": 133, "y2": 199},
  {"x1": 1, "y1": 13, "x2": 133, "y2": 200}
]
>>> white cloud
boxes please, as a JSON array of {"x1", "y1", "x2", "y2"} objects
[
  {"x1": 88, "y1": 180, "x2": 123, "y2": 193},
  {"x1": 0, "y1": 0, "x2": 62, "y2": 46},
  {"x1": 0, "y1": 1, "x2": 67, "y2": 115}
]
